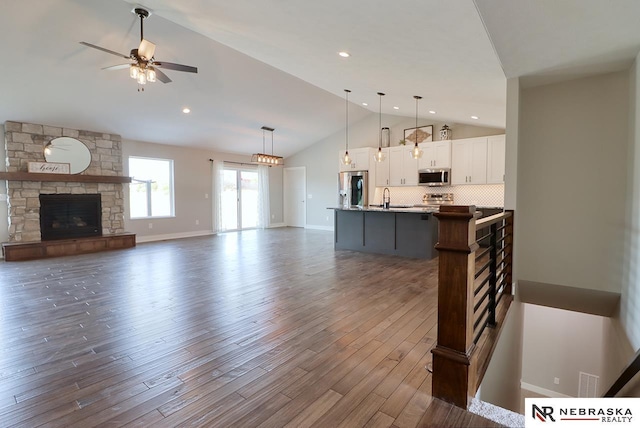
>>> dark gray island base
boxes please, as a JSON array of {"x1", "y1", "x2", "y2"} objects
[{"x1": 332, "y1": 208, "x2": 439, "y2": 259}]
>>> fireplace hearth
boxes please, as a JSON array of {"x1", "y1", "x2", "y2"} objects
[{"x1": 39, "y1": 194, "x2": 102, "y2": 241}]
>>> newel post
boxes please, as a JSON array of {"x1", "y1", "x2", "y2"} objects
[{"x1": 432, "y1": 205, "x2": 479, "y2": 409}]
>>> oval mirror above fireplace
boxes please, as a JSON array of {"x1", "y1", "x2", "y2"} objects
[{"x1": 44, "y1": 137, "x2": 92, "y2": 174}]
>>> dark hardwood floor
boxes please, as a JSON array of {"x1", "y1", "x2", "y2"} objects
[{"x1": 0, "y1": 228, "x2": 501, "y2": 427}]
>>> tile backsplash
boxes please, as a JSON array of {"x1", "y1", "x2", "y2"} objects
[{"x1": 373, "y1": 184, "x2": 504, "y2": 207}]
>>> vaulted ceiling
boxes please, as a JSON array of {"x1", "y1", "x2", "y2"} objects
[{"x1": 1, "y1": 1, "x2": 639, "y2": 158}]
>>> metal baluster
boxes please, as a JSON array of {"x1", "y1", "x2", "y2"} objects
[{"x1": 488, "y1": 222, "x2": 498, "y2": 327}]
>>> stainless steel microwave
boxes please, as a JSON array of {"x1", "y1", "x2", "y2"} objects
[{"x1": 418, "y1": 168, "x2": 450, "y2": 186}]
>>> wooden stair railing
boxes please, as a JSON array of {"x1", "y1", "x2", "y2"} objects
[
  {"x1": 604, "y1": 347, "x2": 640, "y2": 397},
  {"x1": 432, "y1": 206, "x2": 514, "y2": 409}
]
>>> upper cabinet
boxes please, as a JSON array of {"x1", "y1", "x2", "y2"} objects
[
  {"x1": 418, "y1": 140, "x2": 451, "y2": 170},
  {"x1": 389, "y1": 146, "x2": 418, "y2": 186},
  {"x1": 338, "y1": 147, "x2": 372, "y2": 172},
  {"x1": 375, "y1": 147, "x2": 390, "y2": 187},
  {"x1": 486, "y1": 135, "x2": 506, "y2": 184},
  {"x1": 451, "y1": 137, "x2": 488, "y2": 185}
]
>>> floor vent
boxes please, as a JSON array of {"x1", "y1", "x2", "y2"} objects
[{"x1": 579, "y1": 372, "x2": 599, "y2": 397}]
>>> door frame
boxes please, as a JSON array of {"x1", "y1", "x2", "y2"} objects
[{"x1": 283, "y1": 166, "x2": 306, "y2": 227}]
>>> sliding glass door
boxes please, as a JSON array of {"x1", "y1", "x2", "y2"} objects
[{"x1": 221, "y1": 168, "x2": 258, "y2": 231}]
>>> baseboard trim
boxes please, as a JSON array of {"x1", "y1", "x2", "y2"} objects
[
  {"x1": 520, "y1": 381, "x2": 573, "y2": 398},
  {"x1": 136, "y1": 230, "x2": 215, "y2": 243},
  {"x1": 268, "y1": 223, "x2": 286, "y2": 228},
  {"x1": 305, "y1": 225, "x2": 334, "y2": 231}
]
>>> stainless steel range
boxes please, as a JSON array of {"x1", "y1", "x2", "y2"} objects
[{"x1": 414, "y1": 193, "x2": 454, "y2": 209}]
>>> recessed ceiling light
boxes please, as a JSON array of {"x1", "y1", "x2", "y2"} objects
[
  {"x1": 338, "y1": 51, "x2": 350, "y2": 58},
  {"x1": 428, "y1": 110, "x2": 436, "y2": 114},
  {"x1": 182, "y1": 108, "x2": 191, "y2": 114},
  {"x1": 362, "y1": 102, "x2": 368, "y2": 106},
  {"x1": 393, "y1": 106, "x2": 399, "y2": 110},
  {"x1": 471, "y1": 115, "x2": 479, "y2": 120}
]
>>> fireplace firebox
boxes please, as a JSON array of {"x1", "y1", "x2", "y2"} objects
[{"x1": 39, "y1": 194, "x2": 102, "y2": 241}]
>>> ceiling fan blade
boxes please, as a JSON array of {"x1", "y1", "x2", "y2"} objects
[
  {"x1": 80, "y1": 42, "x2": 130, "y2": 59},
  {"x1": 154, "y1": 68, "x2": 172, "y2": 84},
  {"x1": 138, "y1": 39, "x2": 156, "y2": 61},
  {"x1": 154, "y1": 61, "x2": 198, "y2": 73},
  {"x1": 102, "y1": 63, "x2": 132, "y2": 71}
]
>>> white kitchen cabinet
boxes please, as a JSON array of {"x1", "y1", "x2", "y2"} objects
[
  {"x1": 486, "y1": 134, "x2": 506, "y2": 184},
  {"x1": 418, "y1": 140, "x2": 452, "y2": 170},
  {"x1": 451, "y1": 137, "x2": 488, "y2": 185},
  {"x1": 389, "y1": 146, "x2": 418, "y2": 186},
  {"x1": 338, "y1": 147, "x2": 372, "y2": 172},
  {"x1": 374, "y1": 147, "x2": 390, "y2": 187}
]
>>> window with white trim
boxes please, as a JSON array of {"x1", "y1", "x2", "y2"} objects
[{"x1": 129, "y1": 156, "x2": 174, "y2": 218}]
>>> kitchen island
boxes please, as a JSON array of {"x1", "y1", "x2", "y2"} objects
[{"x1": 330, "y1": 206, "x2": 439, "y2": 259}]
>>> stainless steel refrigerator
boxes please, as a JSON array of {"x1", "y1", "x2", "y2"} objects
[{"x1": 338, "y1": 170, "x2": 368, "y2": 208}]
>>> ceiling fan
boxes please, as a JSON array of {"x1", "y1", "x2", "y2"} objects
[{"x1": 80, "y1": 8, "x2": 198, "y2": 89}]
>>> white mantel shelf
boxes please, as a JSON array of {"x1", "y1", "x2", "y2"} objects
[{"x1": 0, "y1": 171, "x2": 131, "y2": 184}]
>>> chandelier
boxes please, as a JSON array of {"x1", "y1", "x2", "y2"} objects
[{"x1": 251, "y1": 126, "x2": 283, "y2": 166}]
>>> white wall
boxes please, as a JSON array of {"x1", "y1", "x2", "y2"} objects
[
  {"x1": 477, "y1": 77, "x2": 523, "y2": 413},
  {"x1": 517, "y1": 71, "x2": 629, "y2": 293},
  {"x1": 269, "y1": 166, "x2": 284, "y2": 225},
  {"x1": 122, "y1": 139, "x2": 283, "y2": 240},
  {"x1": 620, "y1": 51, "x2": 640, "y2": 350},
  {"x1": 479, "y1": 301, "x2": 524, "y2": 412},
  {"x1": 485, "y1": 70, "x2": 637, "y2": 407},
  {"x1": 504, "y1": 78, "x2": 519, "y2": 212},
  {"x1": 521, "y1": 304, "x2": 605, "y2": 397}
]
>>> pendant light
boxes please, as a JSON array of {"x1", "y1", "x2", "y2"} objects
[
  {"x1": 342, "y1": 89, "x2": 352, "y2": 165},
  {"x1": 374, "y1": 92, "x2": 386, "y2": 162},
  {"x1": 411, "y1": 95, "x2": 424, "y2": 159}
]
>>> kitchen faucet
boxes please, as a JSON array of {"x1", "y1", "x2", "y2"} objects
[{"x1": 383, "y1": 187, "x2": 390, "y2": 209}]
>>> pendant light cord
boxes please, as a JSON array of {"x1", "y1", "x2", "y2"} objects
[
  {"x1": 378, "y1": 92, "x2": 385, "y2": 149},
  {"x1": 414, "y1": 95, "x2": 422, "y2": 141},
  {"x1": 345, "y1": 89, "x2": 350, "y2": 152}
]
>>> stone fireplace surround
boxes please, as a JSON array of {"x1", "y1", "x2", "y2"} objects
[{"x1": 3, "y1": 121, "x2": 125, "y2": 243}]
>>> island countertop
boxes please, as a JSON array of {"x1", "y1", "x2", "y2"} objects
[{"x1": 328, "y1": 205, "x2": 438, "y2": 214}]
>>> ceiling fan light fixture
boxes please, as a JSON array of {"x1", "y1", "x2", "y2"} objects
[
  {"x1": 137, "y1": 71, "x2": 147, "y2": 85},
  {"x1": 146, "y1": 67, "x2": 156, "y2": 83},
  {"x1": 129, "y1": 64, "x2": 139, "y2": 79}
]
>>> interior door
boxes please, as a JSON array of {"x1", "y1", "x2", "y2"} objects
[{"x1": 284, "y1": 167, "x2": 306, "y2": 227}]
